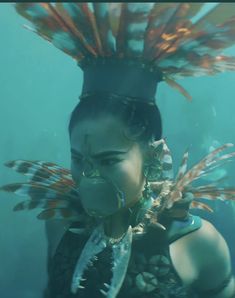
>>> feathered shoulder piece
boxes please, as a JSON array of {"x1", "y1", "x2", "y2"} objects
[
  {"x1": 0, "y1": 160, "x2": 95, "y2": 234},
  {"x1": 15, "y1": 3, "x2": 235, "y2": 100},
  {"x1": 1, "y1": 140, "x2": 235, "y2": 233}
]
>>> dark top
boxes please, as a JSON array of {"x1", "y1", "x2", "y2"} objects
[{"x1": 43, "y1": 215, "x2": 201, "y2": 298}]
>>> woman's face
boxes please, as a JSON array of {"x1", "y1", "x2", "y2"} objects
[{"x1": 70, "y1": 115, "x2": 146, "y2": 217}]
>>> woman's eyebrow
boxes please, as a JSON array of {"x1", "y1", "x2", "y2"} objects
[
  {"x1": 70, "y1": 148, "x2": 128, "y2": 159},
  {"x1": 92, "y1": 151, "x2": 128, "y2": 159},
  {"x1": 71, "y1": 149, "x2": 82, "y2": 157}
]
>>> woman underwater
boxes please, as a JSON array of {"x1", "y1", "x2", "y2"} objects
[{"x1": 2, "y1": 3, "x2": 235, "y2": 298}]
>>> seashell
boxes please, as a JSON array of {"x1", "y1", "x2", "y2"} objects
[
  {"x1": 135, "y1": 272, "x2": 158, "y2": 293},
  {"x1": 149, "y1": 255, "x2": 161, "y2": 263},
  {"x1": 149, "y1": 255, "x2": 170, "y2": 265},
  {"x1": 148, "y1": 255, "x2": 170, "y2": 276}
]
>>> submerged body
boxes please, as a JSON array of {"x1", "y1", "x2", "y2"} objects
[
  {"x1": 44, "y1": 215, "x2": 234, "y2": 298},
  {"x1": 1, "y1": 113, "x2": 235, "y2": 297},
  {"x1": 41, "y1": 115, "x2": 234, "y2": 298}
]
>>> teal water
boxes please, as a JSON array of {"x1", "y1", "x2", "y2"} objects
[{"x1": 0, "y1": 3, "x2": 235, "y2": 298}]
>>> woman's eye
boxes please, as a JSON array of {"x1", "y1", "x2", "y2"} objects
[{"x1": 101, "y1": 158, "x2": 121, "y2": 166}]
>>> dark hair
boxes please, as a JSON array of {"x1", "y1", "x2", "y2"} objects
[{"x1": 68, "y1": 94, "x2": 162, "y2": 144}]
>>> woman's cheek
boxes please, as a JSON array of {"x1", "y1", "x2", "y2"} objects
[
  {"x1": 112, "y1": 161, "x2": 144, "y2": 199},
  {"x1": 122, "y1": 159, "x2": 143, "y2": 184}
]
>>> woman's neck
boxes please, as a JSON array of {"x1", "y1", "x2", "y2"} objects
[
  {"x1": 103, "y1": 208, "x2": 130, "y2": 239},
  {"x1": 103, "y1": 195, "x2": 146, "y2": 239}
]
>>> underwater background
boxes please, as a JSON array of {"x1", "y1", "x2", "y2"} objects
[{"x1": 0, "y1": 3, "x2": 235, "y2": 298}]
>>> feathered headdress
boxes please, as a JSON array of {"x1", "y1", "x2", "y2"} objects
[{"x1": 15, "y1": 3, "x2": 235, "y2": 101}]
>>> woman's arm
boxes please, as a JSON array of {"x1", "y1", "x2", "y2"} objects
[
  {"x1": 44, "y1": 219, "x2": 69, "y2": 259},
  {"x1": 43, "y1": 220, "x2": 70, "y2": 298},
  {"x1": 190, "y1": 219, "x2": 235, "y2": 298}
]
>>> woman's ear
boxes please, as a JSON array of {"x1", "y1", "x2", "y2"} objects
[
  {"x1": 142, "y1": 139, "x2": 162, "y2": 160},
  {"x1": 142, "y1": 139, "x2": 165, "y2": 182}
]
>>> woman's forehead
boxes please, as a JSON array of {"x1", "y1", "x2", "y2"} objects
[{"x1": 70, "y1": 116, "x2": 133, "y2": 154}]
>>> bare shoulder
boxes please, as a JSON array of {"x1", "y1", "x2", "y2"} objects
[
  {"x1": 184, "y1": 219, "x2": 230, "y2": 268},
  {"x1": 171, "y1": 218, "x2": 234, "y2": 297},
  {"x1": 184, "y1": 218, "x2": 226, "y2": 253}
]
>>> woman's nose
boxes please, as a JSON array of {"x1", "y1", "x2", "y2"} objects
[{"x1": 82, "y1": 159, "x2": 101, "y2": 178}]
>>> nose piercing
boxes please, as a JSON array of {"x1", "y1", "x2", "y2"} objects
[
  {"x1": 82, "y1": 169, "x2": 101, "y2": 178},
  {"x1": 81, "y1": 158, "x2": 102, "y2": 178},
  {"x1": 82, "y1": 159, "x2": 94, "y2": 178}
]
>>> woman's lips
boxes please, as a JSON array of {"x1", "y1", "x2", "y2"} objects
[{"x1": 78, "y1": 177, "x2": 121, "y2": 217}]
